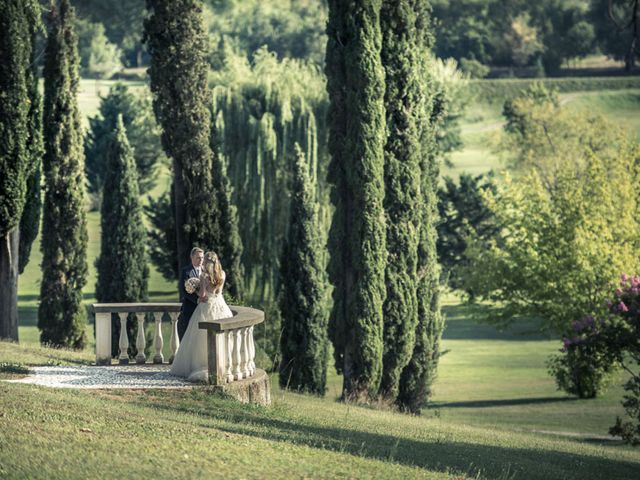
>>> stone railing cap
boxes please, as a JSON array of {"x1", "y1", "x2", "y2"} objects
[
  {"x1": 199, "y1": 306, "x2": 264, "y2": 332},
  {"x1": 92, "y1": 303, "x2": 181, "y2": 313}
]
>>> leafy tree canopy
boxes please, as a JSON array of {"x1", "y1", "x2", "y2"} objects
[{"x1": 461, "y1": 90, "x2": 640, "y2": 334}]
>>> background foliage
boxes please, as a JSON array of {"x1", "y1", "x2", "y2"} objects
[{"x1": 461, "y1": 86, "x2": 640, "y2": 334}]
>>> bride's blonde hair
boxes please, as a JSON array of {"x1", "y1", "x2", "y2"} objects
[{"x1": 203, "y1": 251, "x2": 223, "y2": 290}]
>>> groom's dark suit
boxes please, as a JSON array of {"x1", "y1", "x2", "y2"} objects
[{"x1": 178, "y1": 265, "x2": 200, "y2": 341}]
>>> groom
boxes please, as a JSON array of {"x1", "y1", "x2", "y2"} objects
[{"x1": 177, "y1": 247, "x2": 205, "y2": 341}]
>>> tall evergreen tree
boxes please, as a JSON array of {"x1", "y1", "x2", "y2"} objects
[
  {"x1": 210, "y1": 123, "x2": 244, "y2": 299},
  {"x1": 19, "y1": 11, "x2": 45, "y2": 275},
  {"x1": 279, "y1": 144, "x2": 329, "y2": 394},
  {"x1": 437, "y1": 172, "x2": 498, "y2": 296},
  {"x1": 379, "y1": 0, "x2": 422, "y2": 401},
  {"x1": 326, "y1": 0, "x2": 387, "y2": 401},
  {"x1": 397, "y1": 1, "x2": 445, "y2": 413},
  {"x1": 145, "y1": 185, "x2": 178, "y2": 281},
  {"x1": 84, "y1": 83, "x2": 164, "y2": 207},
  {"x1": 38, "y1": 0, "x2": 88, "y2": 348},
  {"x1": 0, "y1": 0, "x2": 42, "y2": 341},
  {"x1": 144, "y1": 0, "x2": 219, "y2": 274},
  {"x1": 96, "y1": 115, "x2": 149, "y2": 357}
]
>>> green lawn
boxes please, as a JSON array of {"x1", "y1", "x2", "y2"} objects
[
  {"x1": 432, "y1": 299, "x2": 632, "y2": 437},
  {"x1": 443, "y1": 87, "x2": 640, "y2": 179},
  {"x1": 566, "y1": 89, "x2": 640, "y2": 142}
]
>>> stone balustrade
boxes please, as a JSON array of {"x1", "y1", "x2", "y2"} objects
[
  {"x1": 91, "y1": 303, "x2": 265, "y2": 388},
  {"x1": 93, "y1": 303, "x2": 182, "y2": 366},
  {"x1": 197, "y1": 306, "x2": 264, "y2": 386}
]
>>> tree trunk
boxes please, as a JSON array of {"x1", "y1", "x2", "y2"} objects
[
  {"x1": 625, "y1": 49, "x2": 636, "y2": 72},
  {"x1": 0, "y1": 229, "x2": 20, "y2": 341},
  {"x1": 632, "y1": 0, "x2": 640, "y2": 72},
  {"x1": 173, "y1": 160, "x2": 188, "y2": 276}
]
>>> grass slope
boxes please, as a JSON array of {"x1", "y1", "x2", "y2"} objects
[
  {"x1": 1, "y1": 339, "x2": 639, "y2": 479},
  {"x1": 3, "y1": 296, "x2": 639, "y2": 479}
]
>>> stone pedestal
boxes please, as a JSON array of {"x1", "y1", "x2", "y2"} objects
[{"x1": 208, "y1": 368, "x2": 271, "y2": 406}]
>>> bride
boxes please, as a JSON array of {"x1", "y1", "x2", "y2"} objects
[{"x1": 170, "y1": 251, "x2": 233, "y2": 382}]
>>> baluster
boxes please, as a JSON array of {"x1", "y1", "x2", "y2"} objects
[
  {"x1": 95, "y1": 312, "x2": 112, "y2": 365},
  {"x1": 241, "y1": 327, "x2": 250, "y2": 377},
  {"x1": 169, "y1": 312, "x2": 180, "y2": 364},
  {"x1": 248, "y1": 325, "x2": 255, "y2": 376},
  {"x1": 225, "y1": 330, "x2": 234, "y2": 383},
  {"x1": 118, "y1": 312, "x2": 130, "y2": 364},
  {"x1": 233, "y1": 328, "x2": 242, "y2": 380},
  {"x1": 135, "y1": 313, "x2": 146, "y2": 364},
  {"x1": 153, "y1": 312, "x2": 164, "y2": 364}
]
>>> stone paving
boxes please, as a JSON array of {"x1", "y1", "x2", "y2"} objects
[{"x1": 5, "y1": 365, "x2": 195, "y2": 389}]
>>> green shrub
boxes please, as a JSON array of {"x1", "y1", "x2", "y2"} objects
[
  {"x1": 75, "y1": 18, "x2": 122, "y2": 78},
  {"x1": 459, "y1": 57, "x2": 490, "y2": 79},
  {"x1": 551, "y1": 274, "x2": 640, "y2": 443},
  {"x1": 461, "y1": 84, "x2": 640, "y2": 334},
  {"x1": 547, "y1": 327, "x2": 616, "y2": 399},
  {"x1": 602, "y1": 275, "x2": 640, "y2": 445},
  {"x1": 610, "y1": 375, "x2": 640, "y2": 445},
  {"x1": 257, "y1": 301, "x2": 282, "y2": 372}
]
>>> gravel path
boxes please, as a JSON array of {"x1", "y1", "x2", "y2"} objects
[{"x1": 4, "y1": 365, "x2": 195, "y2": 389}]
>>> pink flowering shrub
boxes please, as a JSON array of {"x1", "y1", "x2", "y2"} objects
[
  {"x1": 549, "y1": 273, "x2": 640, "y2": 445},
  {"x1": 547, "y1": 314, "x2": 615, "y2": 399},
  {"x1": 603, "y1": 274, "x2": 640, "y2": 445}
]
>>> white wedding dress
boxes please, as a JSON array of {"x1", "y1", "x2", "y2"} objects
[{"x1": 170, "y1": 271, "x2": 233, "y2": 382}]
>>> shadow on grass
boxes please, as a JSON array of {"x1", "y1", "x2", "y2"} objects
[
  {"x1": 442, "y1": 303, "x2": 553, "y2": 342},
  {"x1": 32, "y1": 354, "x2": 92, "y2": 366},
  {"x1": 136, "y1": 393, "x2": 639, "y2": 480},
  {"x1": 0, "y1": 341, "x2": 92, "y2": 367},
  {"x1": 17, "y1": 294, "x2": 39, "y2": 303},
  {"x1": 431, "y1": 396, "x2": 577, "y2": 409},
  {"x1": 17, "y1": 305, "x2": 37, "y2": 326}
]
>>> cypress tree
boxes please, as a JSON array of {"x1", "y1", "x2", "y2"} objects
[
  {"x1": 325, "y1": 2, "x2": 348, "y2": 379},
  {"x1": 144, "y1": 166, "x2": 244, "y2": 300},
  {"x1": 0, "y1": 0, "x2": 41, "y2": 341},
  {"x1": 84, "y1": 83, "x2": 164, "y2": 206},
  {"x1": 145, "y1": 184, "x2": 178, "y2": 281},
  {"x1": 18, "y1": 165, "x2": 42, "y2": 274},
  {"x1": 279, "y1": 144, "x2": 328, "y2": 394},
  {"x1": 210, "y1": 123, "x2": 244, "y2": 300},
  {"x1": 326, "y1": 0, "x2": 387, "y2": 401},
  {"x1": 397, "y1": 1, "x2": 445, "y2": 413},
  {"x1": 144, "y1": 0, "x2": 218, "y2": 274},
  {"x1": 19, "y1": 11, "x2": 44, "y2": 275},
  {"x1": 379, "y1": 0, "x2": 422, "y2": 401},
  {"x1": 38, "y1": 0, "x2": 88, "y2": 348},
  {"x1": 96, "y1": 115, "x2": 149, "y2": 357}
]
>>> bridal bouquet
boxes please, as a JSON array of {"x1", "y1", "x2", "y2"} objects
[{"x1": 184, "y1": 277, "x2": 201, "y2": 294}]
